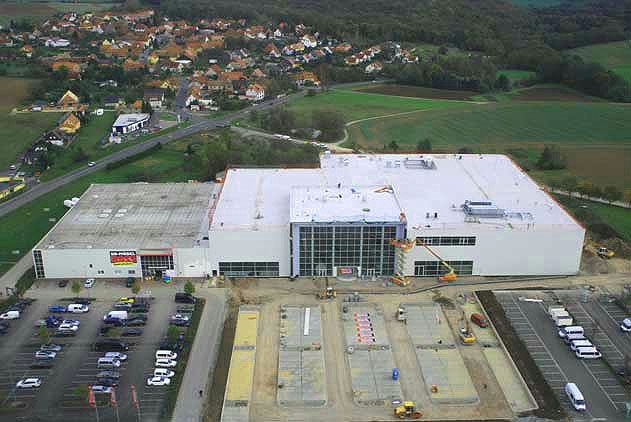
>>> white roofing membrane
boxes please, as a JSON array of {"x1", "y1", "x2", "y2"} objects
[{"x1": 210, "y1": 154, "x2": 580, "y2": 231}]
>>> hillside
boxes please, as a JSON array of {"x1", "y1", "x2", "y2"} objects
[{"x1": 569, "y1": 41, "x2": 631, "y2": 83}]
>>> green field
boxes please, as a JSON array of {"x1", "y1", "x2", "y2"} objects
[
  {"x1": 0, "y1": 77, "x2": 61, "y2": 170},
  {"x1": 0, "y1": 2, "x2": 115, "y2": 26},
  {"x1": 497, "y1": 70, "x2": 536, "y2": 83},
  {"x1": 287, "y1": 89, "x2": 463, "y2": 124},
  {"x1": 556, "y1": 195, "x2": 631, "y2": 243},
  {"x1": 569, "y1": 41, "x2": 631, "y2": 83}
]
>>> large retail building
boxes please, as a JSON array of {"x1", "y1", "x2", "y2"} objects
[{"x1": 33, "y1": 154, "x2": 585, "y2": 280}]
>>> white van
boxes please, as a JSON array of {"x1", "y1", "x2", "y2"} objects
[
  {"x1": 563, "y1": 332, "x2": 586, "y2": 344},
  {"x1": 570, "y1": 339, "x2": 593, "y2": 351},
  {"x1": 103, "y1": 311, "x2": 128, "y2": 321},
  {"x1": 155, "y1": 350, "x2": 178, "y2": 360},
  {"x1": 575, "y1": 347, "x2": 602, "y2": 359},
  {"x1": 68, "y1": 304, "x2": 89, "y2": 313},
  {"x1": 558, "y1": 326, "x2": 584, "y2": 339},
  {"x1": 551, "y1": 309, "x2": 569, "y2": 321},
  {"x1": 556, "y1": 317, "x2": 574, "y2": 327},
  {"x1": 97, "y1": 357, "x2": 121, "y2": 369},
  {"x1": 0, "y1": 310, "x2": 20, "y2": 320},
  {"x1": 565, "y1": 383, "x2": 586, "y2": 411}
]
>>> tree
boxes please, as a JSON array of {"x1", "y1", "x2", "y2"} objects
[
  {"x1": 536, "y1": 145, "x2": 566, "y2": 170},
  {"x1": 560, "y1": 176, "x2": 578, "y2": 194},
  {"x1": 167, "y1": 325, "x2": 180, "y2": 344},
  {"x1": 458, "y1": 147, "x2": 474, "y2": 154},
  {"x1": 577, "y1": 181, "x2": 601, "y2": 198},
  {"x1": 38, "y1": 326, "x2": 49, "y2": 345},
  {"x1": 71, "y1": 281, "x2": 81, "y2": 297},
  {"x1": 602, "y1": 186, "x2": 622, "y2": 204},
  {"x1": 624, "y1": 188, "x2": 631, "y2": 206},
  {"x1": 416, "y1": 138, "x2": 432, "y2": 152},
  {"x1": 141, "y1": 101, "x2": 153, "y2": 115},
  {"x1": 131, "y1": 282, "x2": 141, "y2": 295},
  {"x1": 388, "y1": 140, "x2": 399, "y2": 151},
  {"x1": 74, "y1": 384, "x2": 89, "y2": 400},
  {"x1": 311, "y1": 109, "x2": 345, "y2": 141},
  {"x1": 184, "y1": 281, "x2": 195, "y2": 295},
  {"x1": 267, "y1": 107, "x2": 295, "y2": 134}
]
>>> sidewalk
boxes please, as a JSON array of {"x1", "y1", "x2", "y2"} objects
[
  {"x1": 172, "y1": 287, "x2": 227, "y2": 422},
  {"x1": 549, "y1": 188, "x2": 631, "y2": 209},
  {"x1": 0, "y1": 252, "x2": 32, "y2": 296}
]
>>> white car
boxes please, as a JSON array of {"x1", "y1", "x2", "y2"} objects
[
  {"x1": 147, "y1": 376, "x2": 171, "y2": 386},
  {"x1": 155, "y1": 350, "x2": 177, "y2": 360},
  {"x1": 61, "y1": 319, "x2": 80, "y2": 326},
  {"x1": 155, "y1": 358, "x2": 177, "y2": 368},
  {"x1": 91, "y1": 385, "x2": 112, "y2": 394},
  {"x1": 16, "y1": 378, "x2": 41, "y2": 389},
  {"x1": 153, "y1": 368, "x2": 175, "y2": 378},
  {"x1": 104, "y1": 352, "x2": 127, "y2": 361},
  {"x1": 35, "y1": 351, "x2": 56, "y2": 360},
  {"x1": 57, "y1": 323, "x2": 79, "y2": 332},
  {"x1": 0, "y1": 311, "x2": 19, "y2": 320},
  {"x1": 88, "y1": 162, "x2": 96, "y2": 167},
  {"x1": 84, "y1": 278, "x2": 95, "y2": 288},
  {"x1": 621, "y1": 318, "x2": 631, "y2": 332}
]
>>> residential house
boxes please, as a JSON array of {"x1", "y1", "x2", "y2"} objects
[
  {"x1": 292, "y1": 71, "x2": 321, "y2": 88},
  {"x1": 45, "y1": 37, "x2": 70, "y2": 48},
  {"x1": 58, "y1": 112, "x2": 81, "y2": 134},
  {"x1": 21, "y1": 45, "x2": 33, "y2": 58},
  {"x1": 143, "y1": 89, "x2": 165, "y2": 110},
  {"x1": 111, "y1": 113, "x2": 150, "y2": 135},
  {"x1": 206, "y1": 79, "x2": 233, "y2": 93},
  {"x1": 264, "y1": 43, "x2": 281, "y2": 59},
  {"x1": 42, "y1": 129, "x2": 72, "y2": 147},
  {"x1": 365, "y1": 61, "x2": 383, "y2": 74},
  {"x1": 245, "y1": 84, "x2": 265, "y2": 102},
  {"x1": 58, "y1": 90, "x2": 80, "y2": 108},
  {"x1": 302, "y1": 34, "x2": 317, "y2": 48},
  {"x1": 103, "y1": 95, "x2": 123, "y2": 108},
  {"x1": 123, "y1": 58, "x2": 144, "y2": 72}
]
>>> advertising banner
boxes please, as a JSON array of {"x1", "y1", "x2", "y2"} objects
[{"x1": 110, "y1": 251, "x2": 137, "y2": 266}]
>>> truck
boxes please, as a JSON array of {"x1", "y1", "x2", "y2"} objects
[
  {"x1": 103, "y1": 311, "x2": 128, "y2": 321},
  {"x1": 548, "y1": 306, "x2": 566, "y2": 319},
  {"x1": 552, "y1": 310, "x2": 570, "y2": 323}
]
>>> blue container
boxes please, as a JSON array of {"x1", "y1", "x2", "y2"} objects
[{"x1": 392, "y1": 368, "x2": 399, "y2": 380}]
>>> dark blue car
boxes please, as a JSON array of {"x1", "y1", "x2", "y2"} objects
[{"x1": 48, "y1": 305, "x2": 67, "y2": 313}]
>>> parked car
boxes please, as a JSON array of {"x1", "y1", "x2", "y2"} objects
[
  {"x1": 147, "y1": 376, "x2": 171, "y2": 386},
  {"x1": 61, "y1": 319, "x2": 80, "y2": 326},
  {"x1": 113, "y1": 303, "x2": 132, "y2": 311},
  {"x1": 84, "y1": 278, "x2": 96, "y2": 288},
  {"x1": 54, "y1": 330, "x2": 76, "y2": 337},
  {"x1": 104, "y1": 352, "x2": 127, "y2": 361},
  {"x1": 121, "y1": 328, "x2": 142, "y2": 337},
  {"x1": 57, "y1": 323, "x2": 78, "y2": 332},
  {"x1": 16, "y1": 378, "x2": 41, "y2": 389},
  {"x1": 159, "y1": 339, "x2": 184, "y2": 353},
  {"x1": 94, "y1": 340, "x2": 128, "y2": 352},
  {"x1": 171, "y1": 314, "x2": 190, "y2": 322},
  {"x1": 170, "y1": 318, "x2": 191, "y2": 327},
  {"x1": 103, "y1": 317, "x2": 126, "y2": 326},
  {"x1": 126, "y1": 278, "x2": 135, "y2": 288},
  {"x1": 126, "y1": 318, "x2": 146, "y2": 327},
  {"x1": 40, "y1": 344, "x2": 62, "y2": 352},
  {"x1": 72, "y1": 298, "x2": 92, "y2": 305},
  {"x1": 155, "y1": 358, "x2": 177, "y2": 368},
  {"x1": 48, "y1": 305, "x2": 67, "y2": 313},
  {"x1": 91, "y1": 385, "x2": 112, "y2": 394},
  {"x1": 58, "y1": 280, "x2": 68, "y2": 288},
  {"x1": 95, "y1": 378, "x2": 118, "y2": 387},
  {"x1": 87, "y1": 162, "x2": 96, "y2": 168},
  {"x1": 156, "y1": 350, "x2": 178, "y2": 360},
  {"x1": 30, "y1": 361, "x2": 53, "y2": 369},
  {"x1": 0, "y1": 311, "x2": 20, "y2": 320},
  {"x1": 154, "y1": 368, "x2": 175, "y2": 378},
  {"x1": 68, "y1": 304, "x2": 89, "y2": 313},
  {"x1": 96, "y1": 371, "x2": 120, "y2": 379},
  {"x1": 175, "y1": 293, "x2": 195, "y2": 304},
  {"x1": 130, "y1": 307, "x2": 149, "y2": 314},
  {"x1": 470, "y1": 313, "x2": 489, "y2": 328},
  {"x1": 621, "y1": 318, "x2": 631, "y2": 332},
  {"x1": 0, "y1": 324, "x2": 8, "y2": 335},
  {"x1": 132, "y1": 301, "x2": 150, "y2": 309},
  {"x1": 118, "y1": 297, "x2": 135, "y2": 304},
  {"x1": 35, "y1": 351, "x2": 56, "y2": 360}
]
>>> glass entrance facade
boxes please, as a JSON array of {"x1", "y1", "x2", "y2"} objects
[{"x1": 297, "y1": 224, "x2": 398, "y2": 277}]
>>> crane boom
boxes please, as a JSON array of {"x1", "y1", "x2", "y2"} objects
[{"x1": 415, "y1": 240, "x2": 457, "y2": 282}]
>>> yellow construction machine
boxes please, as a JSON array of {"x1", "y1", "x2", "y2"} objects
[
  {"x1": 597, "y1": 246, "x2": 615, "y2": 259},
  {"x1": 415, "y1": 240, "x2": 457, "y2": 282},
  {"x1": 394, "y1": 401, "x2": 423, "y2": 419},
  {"x1": 458, "y1": 313, "x2": 476, "y2": 345},
  {"x1": 317, "y1": 279, "x2": 337, "y2": 300}
]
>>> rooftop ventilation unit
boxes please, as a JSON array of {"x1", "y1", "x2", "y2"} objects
[
  {"x1": 403, "y1": 157, "x2": 436, "y2": 169},
  {"x1": 463, "y1": 200, "x2": 505, "y2": 218}
]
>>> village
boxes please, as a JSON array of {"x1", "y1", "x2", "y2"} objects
[{"x1": 0, "y1": 8, "x2": 421, "y2": 176}]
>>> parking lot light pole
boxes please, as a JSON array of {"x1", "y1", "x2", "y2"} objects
[{"x1": 131, "y1": 385, "x2": 141, "y2": 422}]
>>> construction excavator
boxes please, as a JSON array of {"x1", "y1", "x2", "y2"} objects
[
  {"x1": 390, "y1": 239, "x2": 457, "y2": 283},
  {"x1": 394, "y1": 401, "x2": 423, "y2": 419}
]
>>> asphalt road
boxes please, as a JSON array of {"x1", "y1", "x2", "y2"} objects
[{"x1": 0, "y1": 91, "x2": 305, "y2": 219}]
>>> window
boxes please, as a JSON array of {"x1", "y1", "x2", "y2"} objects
[
  {"x1": 414, "y1": 260, "x2": 473, "y2": 276},
  {"x1": 298, "y1": 225, "x2": 397, "y2": 277},
  {"x1": 97, "y1": 270, "x2": 105, "y2": 275},
  {"x1": 140, "y1": 255, "x2": 174, "y2": 276},
  {"x1": 114, "y1": 270, "x2": 122, "y2": 275},
  {"x1": 33, "y1": 250, "x2": 45, "y2": 279},
  {"x1": 415, "y1": 236, "x2": 476, "y2": 246},
  {"x1": 128, "y1": 270, "x2": 136, "y2": 275},
  {"x1": 219, "y1": 262, "x2": 279, "y2": 277}
]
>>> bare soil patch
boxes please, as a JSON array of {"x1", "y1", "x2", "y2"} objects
[{"x1": 355, "y1": 84, "x2": 476, "y2": 101}]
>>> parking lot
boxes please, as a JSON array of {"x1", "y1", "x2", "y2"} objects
[
  {"x1": 0, "y1": 290, "x2": 183, "y2": 421},
  {"x1": 495, "y1": 290, "x2": 629, "y2": 420}
]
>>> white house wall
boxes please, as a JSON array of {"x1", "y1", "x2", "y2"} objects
[
  {"x1": 174, "y1": 248, "x2": 209, "y2": 278},
  {"x1": 208, "y1": 226, "x2": 291, "y2": 276}
]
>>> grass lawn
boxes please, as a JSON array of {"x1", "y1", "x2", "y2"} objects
[
  {"x1": 160, "y1": 112, "x2": 178, "y2": 121},
  {"x1": 556, "y1": 195, "x2": 631, "y2": 243},
  {"x1": 41, "y1": 118, "x2": 188, "y2": 181},
  {"x1": 347, "y1": 84, "x2": 477, "y2": 101},
  {"x1": 569, "y1": 41, "x2": 631, "y2": 83},
  {"x1": 0, "y1": 133, "x2": 211, "y2": 277},
  {"x1": 0, "y1": 2, "x2": 114, "y2": 26},
  {"x1": 287, "y1": 89, "x2": 463, "y2": 124},
  {"x1": 0, "y1": 77, "x2": 61, "y2": 170},
  {"x1": 497, "y1": 69, "x2": 536, "y2": 83}
]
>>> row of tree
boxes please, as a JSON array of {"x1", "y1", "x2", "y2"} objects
[
  {"x1": 252, "y1": 106, "x2": 346, "y2": 141},
  {"x1": 551, "y1": 177, "x2": 631, "y2": 206}
]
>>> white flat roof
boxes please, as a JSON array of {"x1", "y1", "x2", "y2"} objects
[
  {"x1": 37, "y1": 183, "x2": 216, "y2": 250},
  {"x1": 211, "y1": 154, "x2": 580, "y2": 232},
  {"x1": 112, "y1": 113, "x2": 150, "y2": 127},
  {"x1": 290, "y1": 186, "x2": 403, "y2": 223}
]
